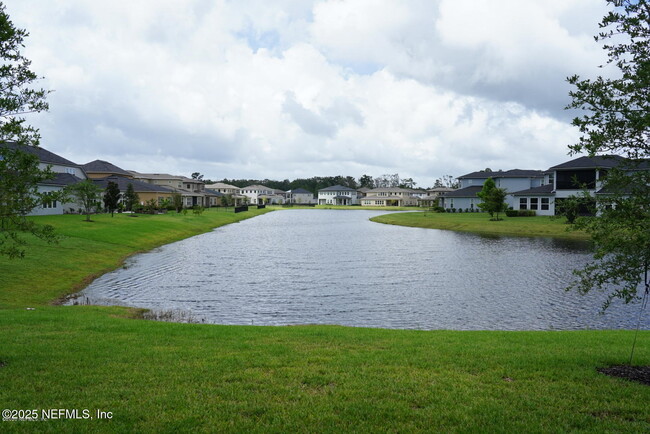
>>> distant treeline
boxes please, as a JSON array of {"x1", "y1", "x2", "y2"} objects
[
  {"x1": 200, "y1": 173, "x2": 458, "y2": 193},
  {"x1": 213, "y1": 176, "x2": 360, "y2": 193}
]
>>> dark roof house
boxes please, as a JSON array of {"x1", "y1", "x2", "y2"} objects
[{"x1": 83, "y1": 160, "x2": 133, "y2": 178}]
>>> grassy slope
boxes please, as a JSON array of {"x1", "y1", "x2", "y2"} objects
[
  {"x1": 1, "y1": 307, "x2": 648, "y2": 432},
  {"x1": 0, "y1": 208, "x2": 271, "y2": 308},
  {"x1": 371, "y1": 211, "x2": 590, "y2": 239},
  {"x1": 1, "y1": 208, "x2": 648, "y2": 432}
]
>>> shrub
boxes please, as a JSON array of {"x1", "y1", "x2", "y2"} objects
[{"x1": 506, "y1": 209, "x2": 537, "y2": 217}]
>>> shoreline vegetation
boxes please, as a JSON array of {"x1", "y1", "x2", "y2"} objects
[
  {"x1": 1, "y1": 207, "x2": 648, "y2": 431},
  {"x1": 370, "y1": 211, "x2": 590, "y2": 240}
]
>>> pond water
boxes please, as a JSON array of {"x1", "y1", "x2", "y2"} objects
[{"x1": 74, "y1": 210, "x2": 649, "y2": 330}]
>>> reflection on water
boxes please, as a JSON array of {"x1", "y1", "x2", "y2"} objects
[{"x1": 73, "y1": 210, "x2": 649, "y2": 330}]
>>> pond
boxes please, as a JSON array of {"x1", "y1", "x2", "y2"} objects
[{"x1": 74, "y1": 210, "x2": 649, "y2": 330}]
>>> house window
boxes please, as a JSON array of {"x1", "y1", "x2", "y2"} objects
[
  {"x1": 519, "y1": 198, "x2": 527, "y2": 210},
  {"x1": 530, "y1": 198, "x2": 538, "y2": 210},
  {"x1": 65, "y1": 168, "x2": 75, "y2": 175},
  {"x1": 556, "y1": 170, "x2": 596, "y2": 189},
  {"x1": 42, "y1": 193, "x2": 57, "y2": 209},
  {"x1": 541, "y1": 198, "x2": 549, "y2": 210}
]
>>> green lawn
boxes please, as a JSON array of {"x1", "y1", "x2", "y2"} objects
[
  {"x1": 1, "y1": 208, "x2": 648, "y2": 432},
  {"x1": 314, "y1": 205, "x2": 416, "y2": 211},
  {"x1": 371, "y1": 211, "x2": 590, "y2": 239},
  {"x1": 1, "y1": 307, "x2": 648, "y2": 432},
  {"x1": 0, "y1": 208, "x2": 272, "y2": 308}
]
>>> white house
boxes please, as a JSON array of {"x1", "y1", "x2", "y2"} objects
[
  {"x1": 286, "y1": 188, "x2": 316, "y2": 204},
  {"x1": 317, "y1": 185, "x2": 358, "y2": 205},
  {"x1": 240, "y1": 184, "x2": 278, "y2": 204},
  {"x1": 1, "y1": 142, "x2": 87, "y2": 216},
  {"x1": 440, "y1": 169, "x2": 545, "y2": 211}
]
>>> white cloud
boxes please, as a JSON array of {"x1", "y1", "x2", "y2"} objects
[{"x1": 4, "y1": 0, "x2": 609, "y2": 186}]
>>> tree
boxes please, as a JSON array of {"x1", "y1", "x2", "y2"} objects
[
  {"x1": 0, "y1": 3, "x2": 54, "y2": 258},
  {"x1": 399, "y1": 177, "x2": 416, "y2": 189},
  {"x1": 172, "y1": 192, "x2": 183, "y2": 213},
  {"x1": 565, "y1": 0, "x2": 650, "y2": 308},
  {"x1": 374, "y1": 173, "x2": 400, "y2": 188},
  {"x1": 191, "y1": 172, "x2": 204, "y2": 181},
  {"x1": 123, "y1": 182, "x2": 139, "y2": 211},
  {"x1": 103, "y1": 181, "x2": 121, "y2": 217},
  {"x1": 219, "y1": 194, "x2": 232, "y2": 207},
  {"x1": 65, "y1": 180, "x2": 102, "y2": 222},
  {"x1": 359, "y1": 174, "x2": 374, "y2": 189},
  {"x1": 555, "y1": 193, "x2": 595, "y2": 224},
  {"x1": 433, "y1": 175, "x2": 459, "y2": 189},
  {"x1": 477, "y1": 178, "x2": 508, "y2": 221}
]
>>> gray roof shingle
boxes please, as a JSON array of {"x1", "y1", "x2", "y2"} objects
[
  {"x1": 83, "y1": 160, "x2": 132, "y2": 176},
  {"x1": 41, "y1": 173, "x2": 84, "y2": 186},
  {"x1": 512, "y1": 184, "x2": 555, "y2": 196},
  {"x1": 459, "y1": 169, "x2": 544, "y2": 179},
  {"x1": 92, "y1": 176, "x2": 175, "y2": 193},
  {"x1": 1, "y1": 142, "x2": 80, "y2": 167},
  {"x1": 319, "y1": 185, "x2": 356, "y2": 192},
  {"x1": 440, "y1": 186, "x2": 483, "y2": 198}
]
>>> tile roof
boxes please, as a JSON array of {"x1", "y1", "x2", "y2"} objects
[
  {"x1": 83, "y1": 160, "x2": 131, "y2": 176},
  {"x1": 548, "y1": 155, "x2": 624, "y2": 170},
  {"x1": 205, "y1": 182, "x2": 240, "y2": 190},
  {"x1": 459, "y1": 169, "x2": 544, "y2": 179},
  {"x1": 92, "y1": 175, "x2": 175, "y2": 193},
  {"x1": 1, "y1": 141, "x2": 80, "y2": 167},
  {"x1": 41, "y1": 173, "x2": 84, "y2": 186},
  {"x1": 367, "y1": 187, "x2": 413, "y2": 193},
  {"x1": 129, "y1": 172, "x2": 184, "y2": 181},
  {"x1": 440, "y1": 186, "x2": 483, "y2": 198},
  {"x1": 511, "y1": 184, "x2": 555, "y2": 196},
  {"x1": 204, "y1": 189, "x2": 225, "y2": 196},
  {"x1": 319, "y1": 185, "x2": 357, "y2": 192},
  {"x1": 242, "y1": 184, "x2": 273, "y2": 190}
]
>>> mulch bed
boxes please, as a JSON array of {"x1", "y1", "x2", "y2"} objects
[{"x1": 597, "y1": 365, "x2": 650, "y2": 386}]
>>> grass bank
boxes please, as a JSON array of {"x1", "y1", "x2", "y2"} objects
[
  {"x1": 1, "y1": 208, "x2": 648, "y2": 432},
  {"x1": 1, "y1": 208, "x2": 271, "y2": 308},
  {"x1": 315, "y1": 205, "x2": 416, "y2": 211},
  {"x1": 1, "y1": 307, "x2": 648, "y2": 432},
  {"x1": 371, "y1": 211, "x2": 589, "y2": 239}
]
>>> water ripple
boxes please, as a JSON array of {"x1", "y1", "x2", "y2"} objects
[{"x1": 73, "y1": 210, "x2": 649, "y2": 331}]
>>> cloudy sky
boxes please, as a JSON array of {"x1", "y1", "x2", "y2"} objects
[{"x1": 7, "y1": 0, "x2": 612, "y2": 187}]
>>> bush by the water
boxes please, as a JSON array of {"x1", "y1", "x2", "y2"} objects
[{"x1": 505, "y1": 209, "x2": 537, "y2": 217}]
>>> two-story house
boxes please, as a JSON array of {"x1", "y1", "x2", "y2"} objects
[
  {"x1": 1, "y1": 142, "x2": 87, "y2": 216},
  {"x1": 513, "y1": 155, "x2": 625, "y2": 216},
  {"x1": 240, "y1": 184, "x2": 279, "y2": 205},
  {"x1": 286, "y1": 188, "x2": 316, "y2": 204},
  {"x1": 318, "y1": 185, "x2": 358, "y2": 205},
  {"x1": 440, "y1": 169, "x2": 545, "y2": 211},
  {"x1": 360, "y1": 187, "x2": 418, "y2": 207},
  {"x1": 204, "y1": 182, "x2": 246, "y2": 205},
  {"x1": 130, "y1": 172, "x2": 208, "y2": 207}
]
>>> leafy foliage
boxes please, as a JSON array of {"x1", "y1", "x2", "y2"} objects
[
  {"x1": 433, "y1": 175, "x2": 460, "y2": 189},
  {"x1": 0, "y1": 2, "x2": 55, "y2": 258},
  {"x1": 566, "y1": 0, "x2": 650, "y2": 307},
  {"x1": 171, "y1": 192, "x2": 183, "y2": 213},
  {"x1": 123, "y1": 182, "x2": 139, "y2": 211},
  {"x1": 103, "y1": 181, "x2": 121, "y2": 217},
  {"x1": 477, "y1": 178, "x2": 508, "y2": 221},
  {"x1": 65, "y1": 180, "x2": 102, "y2": 222}
]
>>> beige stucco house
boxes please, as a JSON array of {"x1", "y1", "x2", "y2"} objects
[{"x1": 360, "y1": 187, "x2": 419, "y2": 207}]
